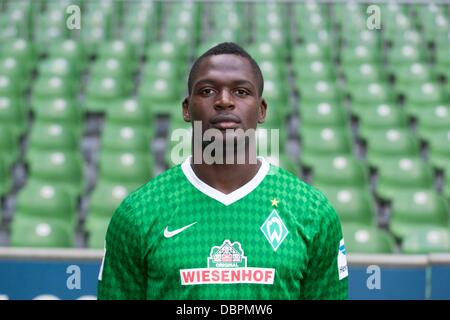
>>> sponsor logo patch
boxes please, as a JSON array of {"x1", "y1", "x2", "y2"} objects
[{"x1": 180, "y1": 240, "x2": 275, "y2": 285}]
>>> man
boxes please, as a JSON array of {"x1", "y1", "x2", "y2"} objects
[{"x1": 97, "y1": 42, "x2": 348, "y2": 299}]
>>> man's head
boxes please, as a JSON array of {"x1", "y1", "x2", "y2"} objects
[
  {"x1": 187, "y1": 42, "x2": 264, "y2": 97},
  {"x1": 183, "y1": 42, "x2": 267, "y2": 135}
]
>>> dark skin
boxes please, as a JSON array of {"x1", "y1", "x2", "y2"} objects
[{"x1": 182, "y1": 54, "x2": 267, "y2": 195}]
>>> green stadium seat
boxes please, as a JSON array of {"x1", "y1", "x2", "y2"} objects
[
  {"x1": 0, "y1": 74, "x2": 27, "y2": 97},
  {"x1": 298, "y1": 80, "x2": 341, "y2": 104},
  {"x1": 422, "y1": 129, "x2": 450, "y2": 171},
  {"x1": 444, "y1": 167, "x2": 450, "y2": 200},
  {"x1": 401, "y1": 226, "x2": 450, "y2": 254},
  {"x1": 15, "y1": 180, "x2": 77, "y2": 225},
  {"x1": 299, "y1": 101, "x2": 348, "y2": 128},
  {"x1": 10, "y1": 215, "x2": 74, "y2": 248},
  {"x1": 384, "y1": 18, "x2": 416, "y2": 46},
  {"x1": 1, "y1": 38, "x2": 37, "y2": 72},
  {"x1": 300, "y1": 126, "x2": 353, "y2": 167},
  {"x1": 98, "y1": 151, "x2": 154, "y2": 188},
  {"x1": 310, "y1": 155, "x2": 369, "y2": 188},
  {"x1": 32, "y1": 98, "x2": 82, "y2": 132},
  {"x1": 389, "y1": 190, "x2": 450, "y2": 239},
  {"x1": 84, "y1": 76, "x2": 133, "y2": 113},
  {"x1": 342, "y1": 223, "x2": 397, "y2": 254},
  {"x1": 392, "y1": 63, "x2": 432, "y2": 92},
  {"x1": 375, "y1": 157, "x2": 435, "y2": 202},
  {"x1": 421, "y1": 12, "x2": 449, "y2": 43},
  {"x1": 123, "y1": 3, "x2": 157, "y2": 49},
  {"x1": 292, "y1": 42, "x2": 330, "y2": 62},
  {"x1": 47, "y1": 40, "x2": 87, "y2": 70},
  {"x1": 27, "y1": 151, "x2": 84, "y2": 198},
  {"x1": 340, "y1": 45, "x2": 380, "y2": 66},
  {"x1": 247, "y1": 42, "x2": 285, "y2": 63},
  {"x1": 342, "y1": 63, "x2": 384, "y2": 85},
  {"x1": 89, "y1": 58, "x2": 134, "y2": 80},
  {"x1": 434, "y1": 46, "x2": 450, "y2": 70},
  {"x1": 88, "y1": 180, "x2": 131, "y2": 220},
  {"x1": 0, "y1": 126, "x2": 19, "y2": 169},
  {"x1": 138, "y1": 78, "x2": 181, "y2": 116},
  {"x1": 343, "y1": 28, "x2": 380, "y2": 48},
  {"x1": 142, "y1": 59, "x2": 182, "y2": 83},
  {"x1": 97, "y1": 40, "x2": 136, "y2": 66},
  {"x1": 105, "y1": 98, "x2": 153, "y2": 128},
  {"x1": 255, "y1": 29, "x2": 289, "y2": 57},
  {"x1": 0, "y1": 156, "x2": 11, "y2": 196},
  {"x1": 294, "y1": 60, "x2": 335, "y2": 84},
  {"x1": 37, "y1": 58, "x2": 80, "y2": 79},
  {"x1": 314, "y1": 185, "x2": 376, "y2": 225},
  {"x1": 35, "y1": 9, "x2": 68, "y2": 54},
  {"x1": 100, "y1": 123, "x2": 151, "y2": 153},
  {"x1": 32, "y1": 76, "x2": 78, "y2": 103},
  {"x1": 85, "y1": 181, "x2": 132, "y2": 249},
  {"x1": 359, "y1": 127, "x2": 420, "y2": 169},
  {"x1": 0, "y1": 95, "x2": 28, "y2": 138},
  {"x1": 258, "y1": 60, "x2": 286, "y2": 82},
  {"x1": 262, "y1": 80, "x2": 290, "y2": 124},
  {"x1": 296, "y1": 11, "x2": 329, "y2": 40},
  {"x1": 414, "y1": 105, "x2": 450, "y2": 138},
  {"x1": 387, "y1": 29, "x2": 424, "y2": 48},
  {"x1": 348, "y1": 82, "x2": 394, "y2": 106},
  {"x1": 86, "y1": 216, "x2": 110, "y2": 249},
  {"x1": 352, "y1": 103, "x2": 408, "y2": 129},
  {"x1": 387, "y1": 43, "x2": 424, "y2": 65},
  {"x1": 0, "y1": 56, "x2": 30, "y2": 81},
  {"x1": 27, "y1": 122, "x2": 80, "y2": 158},
  {"x1": 146, "y1": 41, "x2": 188, "y2": 63},
  {"x1": 401, "y1": 82, "x2": 443, "y2": 110}
]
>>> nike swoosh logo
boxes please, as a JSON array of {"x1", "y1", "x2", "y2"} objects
[{"x1": 164, "y1": 222, "x2": 197, "y2": 238}]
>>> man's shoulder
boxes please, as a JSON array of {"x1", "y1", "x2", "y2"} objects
[
  {"x1": 267, "y1": 164, "x2": 336, "y2": 217},
  {"x1": 122, "y1": 164, "x2": 185, "y2": 207},
  {"x1": 267, "y1": 164, "x2": 326, "y2": 201}
]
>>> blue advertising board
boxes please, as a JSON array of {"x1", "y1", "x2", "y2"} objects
[{"x1": 0, "y1": 252, "x2": 449, "y2": 300}]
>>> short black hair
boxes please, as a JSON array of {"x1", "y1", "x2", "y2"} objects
[{"x1": 187, "y1": 42, "x2": 264, "y2": 97}]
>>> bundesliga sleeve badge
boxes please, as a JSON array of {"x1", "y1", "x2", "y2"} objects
[{"x1": 337, "y1": 239, "x2": 349, "y2": 280}]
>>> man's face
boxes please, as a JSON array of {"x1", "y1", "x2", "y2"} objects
[{"x1": 182, "y1": 54, "x2": 267, "y2": 136}]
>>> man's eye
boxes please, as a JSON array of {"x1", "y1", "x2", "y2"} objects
[
  {"x1": 200, "y1": 88, "x2": 214, "y2": 95},
  {"x1": 236, "y1": 89, "x2": 249, "y2": 95}
]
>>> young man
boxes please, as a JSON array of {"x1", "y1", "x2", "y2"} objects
[{"x1": 97, "y1": 42, "x2": 348, "y2": 300}]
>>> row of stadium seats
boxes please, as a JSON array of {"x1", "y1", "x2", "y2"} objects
[{"x1": 0, "y1": 0, "x2": 449, "y2": 255}]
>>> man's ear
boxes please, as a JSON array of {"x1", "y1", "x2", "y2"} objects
[
  {"x1": 182, "y1": 97, "x2": 191, "y2": 122},
  {"x1": 257, "y1": 99, "x2": 267, "y2": 124}
]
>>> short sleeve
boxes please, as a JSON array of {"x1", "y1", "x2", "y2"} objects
[
  {"x1": 97, "y1": 198, "x2": 147, "y2": 300},
  {"x1": 300, "y1": 197, "x2": 349, "y2": 300}
]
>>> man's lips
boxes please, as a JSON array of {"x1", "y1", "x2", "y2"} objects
[
  {"x1": 210, "y1": 114, "x2": 241, "y2": 130},
  {"x1": 212, "y1": 121, "x2": 240, "y2": 130}
]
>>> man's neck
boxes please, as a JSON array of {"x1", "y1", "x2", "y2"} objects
[{"x1": 190, "y1": 156, "x2": 261, "y2": 195}]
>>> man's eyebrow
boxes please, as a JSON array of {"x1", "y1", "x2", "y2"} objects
[{"x1": 193, "y1": 78, "x2": 256, "y2": 89}]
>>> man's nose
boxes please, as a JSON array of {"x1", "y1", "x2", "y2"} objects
[{"x1": 214, "y1": 89, "x2": 234, "y2": 110}]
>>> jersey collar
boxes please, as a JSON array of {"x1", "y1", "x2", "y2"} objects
[{"x1": 181, "y1": 156, "x2": 270, "y2": 206}]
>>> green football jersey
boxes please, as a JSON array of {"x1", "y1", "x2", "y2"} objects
[{"x1": 97, "y1": 157, "x2": 348, "y2": 300}]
